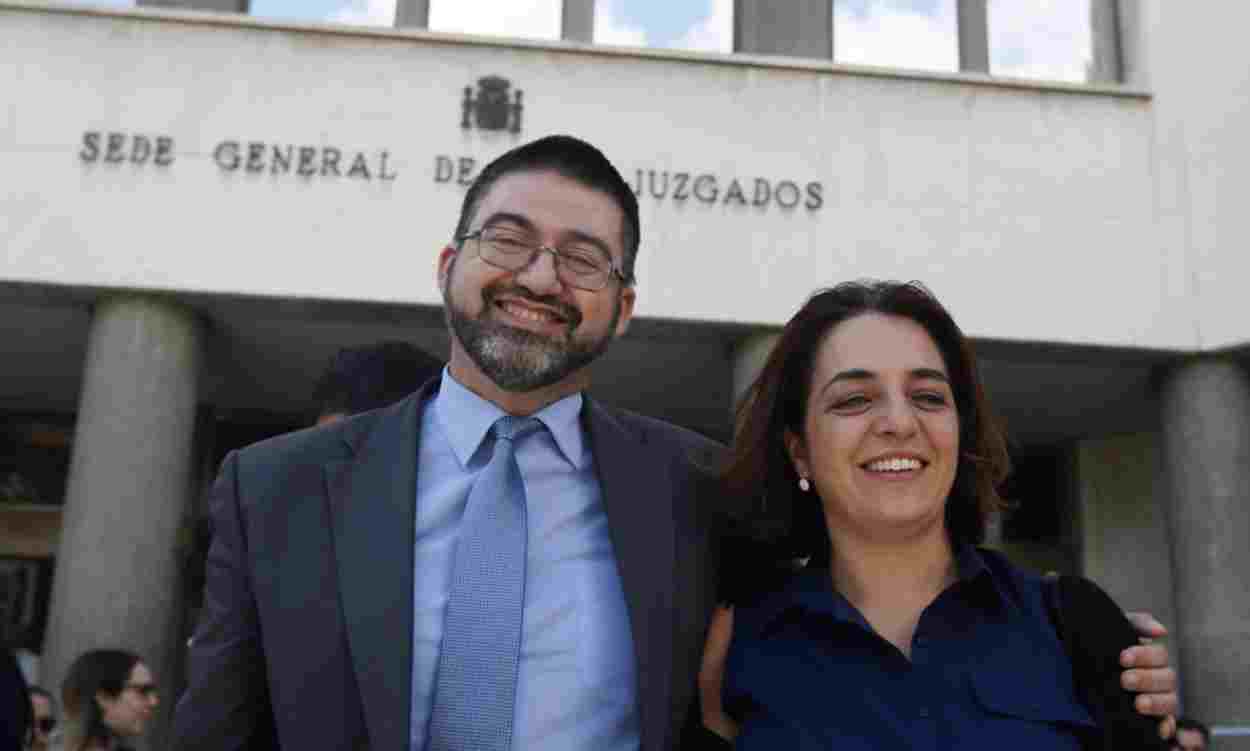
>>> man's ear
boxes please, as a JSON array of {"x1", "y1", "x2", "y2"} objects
[
  {"x1": 613, "y1": 285, "x2": 636, "y2": 338},
  {"x1": 437, "y1": 245, "x2": 458, "y2": 290},
  {"x1": 784, "y1": 428, "x2": 809, "y2": 481}
]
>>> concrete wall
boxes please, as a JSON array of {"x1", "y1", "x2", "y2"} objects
[
  {"x1": 1, "y1": 1, "x2": 1209, "y2": 352},
  {"x1": 1075, "y1": 432, "x2": 1176, "y2": 627},
  {"x1": 1127, "y1": 3, "x2": 1250, "y2": 351}
]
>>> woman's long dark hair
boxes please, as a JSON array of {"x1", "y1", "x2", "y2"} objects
[
  {"x1": 721, "y1": 281, "x2": 1011, "y2": 571},
  {"x1": 61, "y1": 649, "x2": 142, "y2": 751}
]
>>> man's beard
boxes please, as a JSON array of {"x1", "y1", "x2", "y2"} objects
[{"x1": 444, "y1": 263, "x2": 621, "y2": 392}]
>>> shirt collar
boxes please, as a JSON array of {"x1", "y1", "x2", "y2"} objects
[
  {"x1": 756, "y1": 544, "x2": 1011, "y2": 632},
  {"x1": 433, "y1": 367, "x2": 587, "y2": 469},
  {"x1": 951, "y1": 544, "x2": 1022, "y2": 615}
]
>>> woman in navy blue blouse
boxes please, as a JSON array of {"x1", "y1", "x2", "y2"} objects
[{"x1": 697, "y1": 281, "x2": 1173, "y2": 750}]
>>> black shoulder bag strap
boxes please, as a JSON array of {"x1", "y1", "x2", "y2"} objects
[{"x1": 1043, "y1": 574, "x2": 1170, "y2": 751}]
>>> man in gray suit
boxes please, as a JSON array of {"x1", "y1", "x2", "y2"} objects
[
  {"x1": 174, "y1": 135, "x2": 722, "y2": 751},
  {"x1": 173, "y1": 135, "x2": 1175, "y2": 751}
]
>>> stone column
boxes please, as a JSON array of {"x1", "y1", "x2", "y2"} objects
[
  {"x1": 394, "y1": 0, "x2": 429, "y2": 29},
  {"x1": 956, "y1": 0, "x2": 989, "y2": 73},
  {"x1": 1159, "y1": 360, "x2": 1250, "y2": 724},
  {"x1": 1074, "y1": 432, "x2": 1176, "y2": 625},
  {"x1": 731, "y1": 332, "x2": 779, "y2": 421},
  {"x1": 1089, "y1": 0, "x2": 1122, "y2": 83},
  {"x1": 137, "y1": 0, "x2": 248, "y2": 13},
  {"x1": 561, "y1": 0, "x2": 594, "y2": 43},
  {"x1": 733, "y1": 0, "x2": 831, "y2": 58},
  {"x1": 42, "y1": 296, "x2": 203, "y2": 748}
]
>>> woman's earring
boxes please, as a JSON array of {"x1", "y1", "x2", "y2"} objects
[{"x1": 798, "y1": 476, "x2": 811, "y2": 492}]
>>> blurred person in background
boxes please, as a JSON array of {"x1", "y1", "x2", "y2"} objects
[
  {"x1": 28, "y1": 686, "x2": 56, "y2": 751},
  {"x1": 59, "y1": 650, "x2": 157, "y2": 751},
  {"x1": 2, "y1": 643, "x2": 32, "y2": 751},
  {"x1": 1173, "y1": 718, "x2": 1211, "y2": 751},
  {"x1": 312, "y1": 340, "x2": 443, "y2": 425}
]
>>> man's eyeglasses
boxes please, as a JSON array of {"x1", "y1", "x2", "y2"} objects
[{"x1": 457, "y1": 227, "x2": 631, "y2": 292}]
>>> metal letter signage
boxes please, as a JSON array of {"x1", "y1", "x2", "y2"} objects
[{"x1": 460, "y1": 76, "x2": 523, "y2": 134}]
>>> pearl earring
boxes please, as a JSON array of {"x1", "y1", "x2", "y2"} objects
[{"x1": 798, "y1": 476, "x2": 811, "y2": 492}]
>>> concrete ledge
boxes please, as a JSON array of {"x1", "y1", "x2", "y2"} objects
[{"x1": 1, "y1": 0, "x2": 1151, "y2": 99}]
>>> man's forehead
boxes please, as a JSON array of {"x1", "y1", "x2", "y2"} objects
[{"x1": 471, "y1": 169, "x2": 624, "y2": 237}]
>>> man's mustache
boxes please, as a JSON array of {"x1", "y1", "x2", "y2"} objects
[{"x1": 482, "y1": 285, "x2": 583, "y2": 330}]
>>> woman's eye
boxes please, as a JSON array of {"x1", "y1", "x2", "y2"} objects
[
  {"x1": 913, "y1": 391, "x2": 948, "y2": 408},
  {"x1": 831, "y1": 395, "x2": 870, "y2": 412}
]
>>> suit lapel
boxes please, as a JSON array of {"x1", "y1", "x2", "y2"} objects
[
  {"x1": 584, "y1": 399, "x2": 678, "y2": 751},
  {"x1": 325, "y1": 388, "x2": 428, "y2": 751}
]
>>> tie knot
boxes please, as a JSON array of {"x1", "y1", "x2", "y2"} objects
[{"x1": 491, "y1": 415, "x2": 543, "y2": 442}]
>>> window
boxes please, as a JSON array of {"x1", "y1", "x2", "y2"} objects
[
  {"x1": 834, "y1": 0, "x2": 959, "y2": 73},
  {"x1": 428, "y1": 0, "x2": 561, "y2": 40},
  {"x1": 254, "y1": 0, "x2": 392, "y2": 27},
  {"x1": 988, "y1": 0, "x2": 1092, "y2": 83},
  {"x1": 594, "y1": 0, "x2": 732, "y2": 53}
]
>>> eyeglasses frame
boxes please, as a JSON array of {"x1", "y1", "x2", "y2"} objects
[{"x1": 456, "y1": 228, "x2": 633, "y2": 291}]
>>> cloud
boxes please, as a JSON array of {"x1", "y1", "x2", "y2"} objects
[
  {"x1": 835, "y1": 0, "x2": 959, "y2": 72},
  {"x1": 593, "y1": 0, "x2": 648, "y2": 47},
  {"x1": 672, "y1": 0, "x2": 731, "y2": 53},
  {"x1": 987, "y1": 0, "x2": 1091, "y2": 82},
  {"x1": 328, "y1": 0, "x2": 394, "y2": 26},
  {"x1": 593, "y1": 0, "x2": 729, "y2": 52},
  {"x1": 329, "y1": 0, "x2": 561, "y2": 36},
  {"x1": 428, "y1": 0, "x2": 559, "y2": 39}
]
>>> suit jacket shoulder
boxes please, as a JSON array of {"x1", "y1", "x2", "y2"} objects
[
  {"x1": 226, "y1": 406, "x2": 386, "y2": 499},
  {"x1": 593, "y1": 402, "x2": 727, "y2": 472}
]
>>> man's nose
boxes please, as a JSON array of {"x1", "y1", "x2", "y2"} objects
[{"x1": 513, "y1": 246, "x2": 565, "y2": 295}]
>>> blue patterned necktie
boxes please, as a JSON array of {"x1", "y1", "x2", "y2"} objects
[{"x1": 428, "y1": 415, "x2": 541, "y2": 751}]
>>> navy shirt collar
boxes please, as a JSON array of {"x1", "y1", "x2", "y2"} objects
[{"x1": 756, "y1": 544, "x2": 1017, "y2": 632}]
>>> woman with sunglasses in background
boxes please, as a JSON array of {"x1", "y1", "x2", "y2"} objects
[{"x1": 59, "y1": 649, "x2": 158, "y2": 751}]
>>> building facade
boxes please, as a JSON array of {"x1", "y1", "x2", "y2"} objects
[{"x1": 1, "y1": 0, "x2": 1247, "y2": 745}]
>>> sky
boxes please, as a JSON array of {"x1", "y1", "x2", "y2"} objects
[{"x1": 82, "y1": 0, "x2": 1093, "y2": 83}]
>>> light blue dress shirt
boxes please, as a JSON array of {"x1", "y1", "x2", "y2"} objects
[{"x1": 410, "y1": 369, "x2": 640, "y2": 751}]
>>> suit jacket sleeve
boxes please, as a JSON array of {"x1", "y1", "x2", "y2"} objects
[{"x1": 172, "y1": 451, "x2": 277, "y2": 750}]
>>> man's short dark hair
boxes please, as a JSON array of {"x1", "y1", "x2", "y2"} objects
[
  {"x1": 452, "y1": 134, "x2": 640, "y2": 284},
  {"x1": 1176, "y1": 717, "x2": 1211, "y2": 743},
  {"x1": 312, "y1": 341, "x2": 443, "y2": 418}
]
